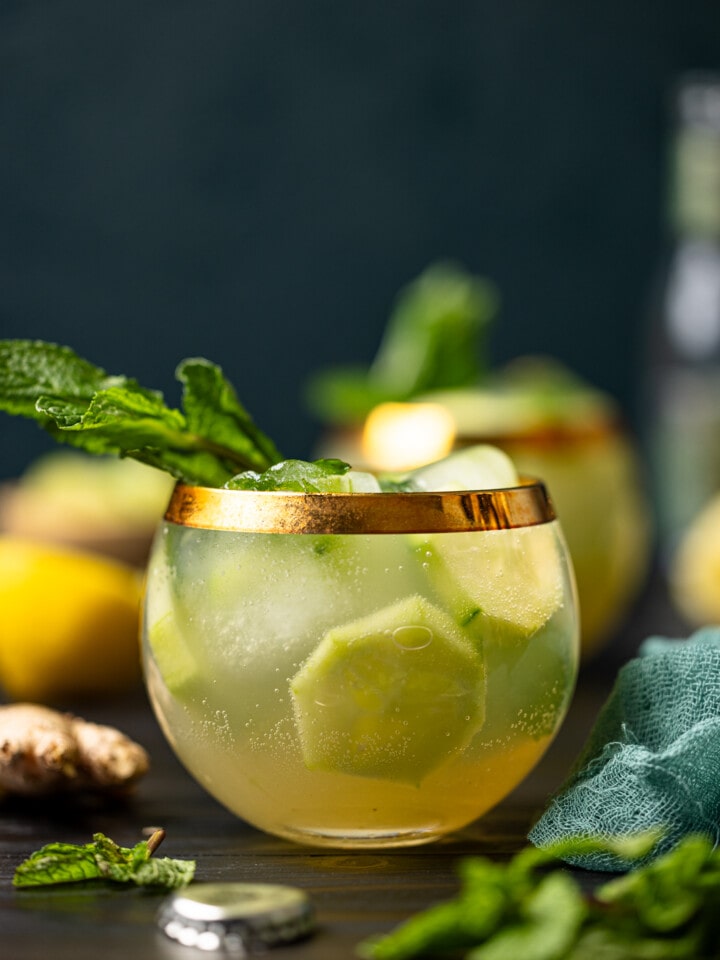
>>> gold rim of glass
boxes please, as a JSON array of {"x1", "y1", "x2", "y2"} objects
[
  {"x1": 451, "y1": 419, "x2": 620, "y2": 448},
  {"x1": 164, "y1": 479, "x2": 556, "y2": 535}
]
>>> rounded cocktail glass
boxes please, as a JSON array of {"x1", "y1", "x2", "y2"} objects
[{"x1": 142, "y1": 481, "x2": 579, "y2": 849}]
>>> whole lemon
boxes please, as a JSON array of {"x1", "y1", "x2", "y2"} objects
[
  {"x1": 670, "y1": 494, "x2": 720, "y2": 626},
  {"x1": 0, "y1": 536, "x2": 144, "y2": 702}
]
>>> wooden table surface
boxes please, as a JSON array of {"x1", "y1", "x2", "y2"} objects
[{"x1": 0, "y1": 573, "x2": 687, "y2": 960}]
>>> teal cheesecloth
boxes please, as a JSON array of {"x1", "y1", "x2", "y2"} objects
[{"x1": 528, "y1": 627, "x2": 720, "y2": 871}]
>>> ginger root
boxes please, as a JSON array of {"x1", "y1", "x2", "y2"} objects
[{"x1": 0, "y1": 703, "x2": 149, "y2": 797}]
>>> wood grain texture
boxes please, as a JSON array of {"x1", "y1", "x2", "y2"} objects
[{"x1": 0, "y1": 676, "x2": 613, "y2": 960}]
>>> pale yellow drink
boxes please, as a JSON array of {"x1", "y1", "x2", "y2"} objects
[{"x1": 142, "y1": 478, "x2": 578, "y2": 849}]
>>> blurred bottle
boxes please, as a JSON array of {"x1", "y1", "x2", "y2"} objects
[{"x1": 645, "y1": 73, "x2": 720, "y2": 562}]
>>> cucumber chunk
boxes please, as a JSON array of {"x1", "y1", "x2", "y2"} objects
[
  {"x1": 335, "y1": 470, "x2": 383, "y2": 492},
  {"x1": 480, "y1": 617, "x2": 576, "y2": 743},
  {"x1": 405, "y1": 444, "x2": 519, "y2": 492},
  {"x1": 415, "y1": 523, "x2": 566, "y2": 640},
  {"x1": 290, "y1": 595, "x2": 485, "y2": 784},
  {"x1": 404, "y1": 445, "x2": 565, "y2": 641},
  {"x1": 146, "y1": 609, "x2": 200, "y2": 697},
  {"x1": 143, "y1": 549, "x2": 201, "y2": 697}
]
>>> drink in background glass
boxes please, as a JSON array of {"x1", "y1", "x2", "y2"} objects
[
  {"x1": 319, "y1": 361, "x2": 650, "y2": 660},
  {"x1": 142, "y1": 477, "x2": 578, "y2": 849}
]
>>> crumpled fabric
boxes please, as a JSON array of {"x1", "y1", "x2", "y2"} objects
[{"x1": 528, "y1": 627, "x2": 720, "y2": 871}]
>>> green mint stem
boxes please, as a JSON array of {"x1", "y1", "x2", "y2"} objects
[{"x1": 188, "y1": 432, "x2": 273, "y2": 473}]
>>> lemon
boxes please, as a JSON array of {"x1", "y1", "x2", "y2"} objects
[
  {"x1": 670, "y1": 493, "x2": 720, "y2": 625},
  {"x1": 0, "y1": 536, "x2": 144, "y2": 702},
  {"x1": 291, "y1": 595, "x2": 485, "y2": 784}
]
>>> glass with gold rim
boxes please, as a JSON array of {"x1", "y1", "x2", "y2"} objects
[{"x1": 142, "y1": 479, "x2": 579, "y2": 849}]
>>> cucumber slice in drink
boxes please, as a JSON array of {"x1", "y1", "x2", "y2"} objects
[
  {"x1": 146, "y1": 609, "x2": 200, "y2": 697},
  {"x1": 290, "y1": 595, "x2": 485, "y2": 784},
  {"x1": 416, "y1": 524, "x2": 565, "y2": 640},
  {"x1": 405, "y1": 444, "x2": 519, "y2": 492},
  {"x1": 480, "y1": 614, "x2": 576, "y2": 743},
  {"x1": 143, "y1": 548, "x2": 201, "y2": 697},
  {"x1": 405, "y1": 444, "x2": 563, "y2": 640},
  {"x1": 333, "y1": 470, "x2": 382, "y2": 492}
]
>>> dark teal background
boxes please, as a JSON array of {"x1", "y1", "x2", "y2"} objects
[{"x1": 1, "y1": 1, "x2": 719, "y2": 477}]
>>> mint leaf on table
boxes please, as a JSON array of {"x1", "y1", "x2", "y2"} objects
[
  {"x1": 13, "y1": 830, "x2": 195, "y2": 890},
  {"x1": 470, "y1": 872, "x2": 586, "y2": 960},
  {"x1": 0, "y1": 340, "x2": 282, "y2": 487},
  {"x1": 357, "y1": 833, "x2": 720, "y2": 960}
]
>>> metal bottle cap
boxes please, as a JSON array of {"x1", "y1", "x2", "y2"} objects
[{"x1": 157, "y1": 882, "x2": 315, "y2": 953}]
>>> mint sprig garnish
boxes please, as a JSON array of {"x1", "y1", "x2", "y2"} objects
[
  {"x1": 305, "y1": 261, "x2": 499, "y2": 425},
  {"x1": 358, "y1": 831, "x2": 720, "y2": 960},
  {"x1": 227, "y1": 458, "x2": 352, "y2": 492},
  {"x1": 0, "y1": 340, "x2": 294, "y2": 488},
  {"x1": 13, "y1": 829, "x2": 195, "y2": 890}
]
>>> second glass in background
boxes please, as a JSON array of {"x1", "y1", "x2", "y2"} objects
[{"x1": 317, "y1": 362, "x2": 651, "y2": 661}]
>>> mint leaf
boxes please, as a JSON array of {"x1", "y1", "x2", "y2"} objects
[
  {"x1": 0, "y1": 340, "x2": 282, "y2": 487},
  {"x1": 470, "y1": 873, "x2": 586, "y2": 960},
  {"x1": 358, "y1": 833, "x2": 720, "y2": 960},
  {"x1": 37, "y1": 385, "x2": 187, "y2": 452},
  {"x1": 13, "y1": 831, "x2": 195, "y2": 890},
  {"x1": 359, "y1": 859, "x2": 507, "y2": 960},
  {"x1": 369, "y1": 261, "x2": 498, "y2": 399},
  {"x1": 12, "y1": 840, "x2": 105, "y2": 886},
  {"x1": 596, "y1": 834, "x2": 716, "y2": 934},
  {"x1": 0, "y1": 340, "x2": 113, "y2": 417},
  {"x1": 305, "y1": 368, "x2": 397, "y2": 427},
  {"x1": 305, "y1": 262, "x2": 498, "y2": 425},
  {"x1": 178, "y1": 358, "x2": 282, "y2": 472},
  {"x1": 227, "y1": 458, "x2": 351, "y2": 492}
]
